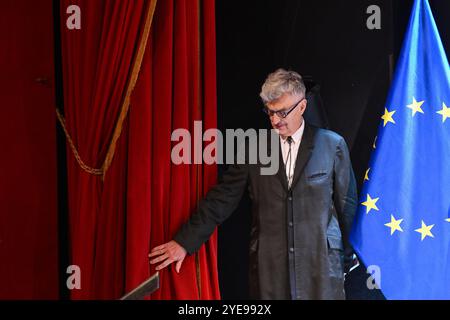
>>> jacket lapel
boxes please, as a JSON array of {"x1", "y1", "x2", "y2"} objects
[
  {"x1": 290, "y1": 123, "x2": 316, "y2": 190},
  {"x1": 264, "y1": 129, "x2": 290, "y2": 191}
]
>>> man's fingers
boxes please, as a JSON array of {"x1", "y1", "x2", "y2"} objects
[
  {"x1": 175, "y1": 258, "x2": 184, "y2": 274},
  {"x1": 148, "y1": 241, "x2": 186, "y2": 272},
  {"x1": 156, "y1": 259, "x2": 173, "y2": 271},
  {"x1": 148, "y1": 250, "x2": 164, "y2": 258},
  {"x1": 150, "y1": 254, "x2": 169, "y2": 265},
  {"x1": 150, "y1": 244, "x2": 166, "y2": 253}
]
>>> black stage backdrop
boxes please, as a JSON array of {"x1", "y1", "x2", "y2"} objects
[{"x1": 216, "y1": 0, "x2": 450, "y2": 300}]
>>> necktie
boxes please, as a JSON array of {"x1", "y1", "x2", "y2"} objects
[{"x1": 286, "y1": 136, "x2": 293, "y2": 188}]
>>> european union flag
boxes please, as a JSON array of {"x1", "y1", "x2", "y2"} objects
[{"x1": 350, "y1": 0, "x2": 450, "y2": 299}]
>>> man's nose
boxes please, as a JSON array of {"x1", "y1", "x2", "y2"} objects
[{"x1": 270, "y1": 113, "x2": 282, "y2": 122}]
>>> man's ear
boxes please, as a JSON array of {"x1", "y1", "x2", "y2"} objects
[{"x1": 299, "y1": 99, "x2": 307, "y2": 115}]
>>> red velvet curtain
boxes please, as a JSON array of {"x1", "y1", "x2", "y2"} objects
[
  {"x1": 60, "y1": 0, "x2": 152, "y2": 299},
  {"x1": 0, "y1": 0, "x2": 58, "y2": 299},
  {"x1": 127, "y1": 0, "x2": 220, "y2": 300},
  {"x1": 60, "y1": 0, "x2": 219, "y2": 299}
]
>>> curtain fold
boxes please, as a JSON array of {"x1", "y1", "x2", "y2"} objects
[
  {"x1": 60, "y1": 0, "x2": 219, "y2": 299},
  {"x1": 200, "y1": 0, "x2": 220, "y2": 299},
  {"x1": 128, "y1": 0, "x2": 220, "y2": 300},
  {"x1": 60, "y1": 0, "x2": 151, "y2": 299}
]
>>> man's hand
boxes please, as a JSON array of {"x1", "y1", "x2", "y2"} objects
[{"x1": 148, "y1": 241, "x2": 187, "y2": 273}]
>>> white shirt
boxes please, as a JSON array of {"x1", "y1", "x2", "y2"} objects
[{"x1": 280, "y1": 121, "x2": 305, "y2": 188}]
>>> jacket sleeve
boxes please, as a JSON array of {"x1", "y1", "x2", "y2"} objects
[
  {"x1": 174, "y1": 161, "x2": 249, "y2": 254},
  {"x1": 333, "y1": 137, "x2": 358, "y2": 273}
]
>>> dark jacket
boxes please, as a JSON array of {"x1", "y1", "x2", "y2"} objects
[{"x1": 175, "y1": 123, "x2": 357, "y2": 300}]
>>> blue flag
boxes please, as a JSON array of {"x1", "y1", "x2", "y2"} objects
[{"x1": 350, "y1": 0, "x2": 450, "y2": 299}]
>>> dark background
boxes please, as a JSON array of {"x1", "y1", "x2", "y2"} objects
[{"x1": 215, "y1": 0, "x2": 450, "y2": 300}]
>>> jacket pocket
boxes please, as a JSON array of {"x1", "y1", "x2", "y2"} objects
[{"x1": 307, "y1": 171, "x2": 328, "y2": 181}]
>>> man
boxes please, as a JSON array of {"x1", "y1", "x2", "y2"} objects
[{"x1": 149, "y1": 69, "x2": 357, "y2": 300}]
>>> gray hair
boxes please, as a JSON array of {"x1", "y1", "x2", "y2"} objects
[{"x1": 260, "y1": 69, "x2": 306, "y2": 104}]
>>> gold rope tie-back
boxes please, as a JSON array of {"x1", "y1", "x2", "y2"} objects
[
  {"x1": 56, "y1": 108, "x2": 104, "y2": 176},
  {"x1": 101, "y1": 0, "x2": 157, "y2": 180},
  {"x1": 56, "y1": 0, "x2": 158, "y2": 179}
]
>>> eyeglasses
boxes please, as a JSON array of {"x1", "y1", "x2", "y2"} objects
[{"x1": 262, "y1": 98, "x2": 305, "y2": 119}]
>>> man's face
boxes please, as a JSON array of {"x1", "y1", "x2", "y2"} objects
[{"x1": 266, "y1": 93, "x2": 307, "y2": 138}]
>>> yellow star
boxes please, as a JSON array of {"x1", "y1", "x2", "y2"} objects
[
  {"x1": 437, "y1": 103, "x2": 450, "y2": 123},
  {"x1": 406, "y1": 97, "x2": 425, "y2": 117},
  {"x1": 361, "y1": 194, "x2": 380, "y2": 214},
  {"x1": 364, "y1": 168, "x2": 370, "y2": 181},
  {"x1": 373, "y1": 136, "x2": 377, "y2": 149},
  {"x1": 445, "y1": 218, "x2": 450, "y2": 223},
  {"x1": 415, "y1": 220, "x2": 435, "y2": 241},
  {"x1": 381, "y1": 108, "x2": 396, "y2": 127},
  {"x1": 384, "y1": 215, "x2": 404, "y2": 235}
]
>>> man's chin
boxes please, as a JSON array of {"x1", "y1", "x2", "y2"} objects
[{"x1": 276, "y1": 128, "x2": 287, "y2": 136}]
